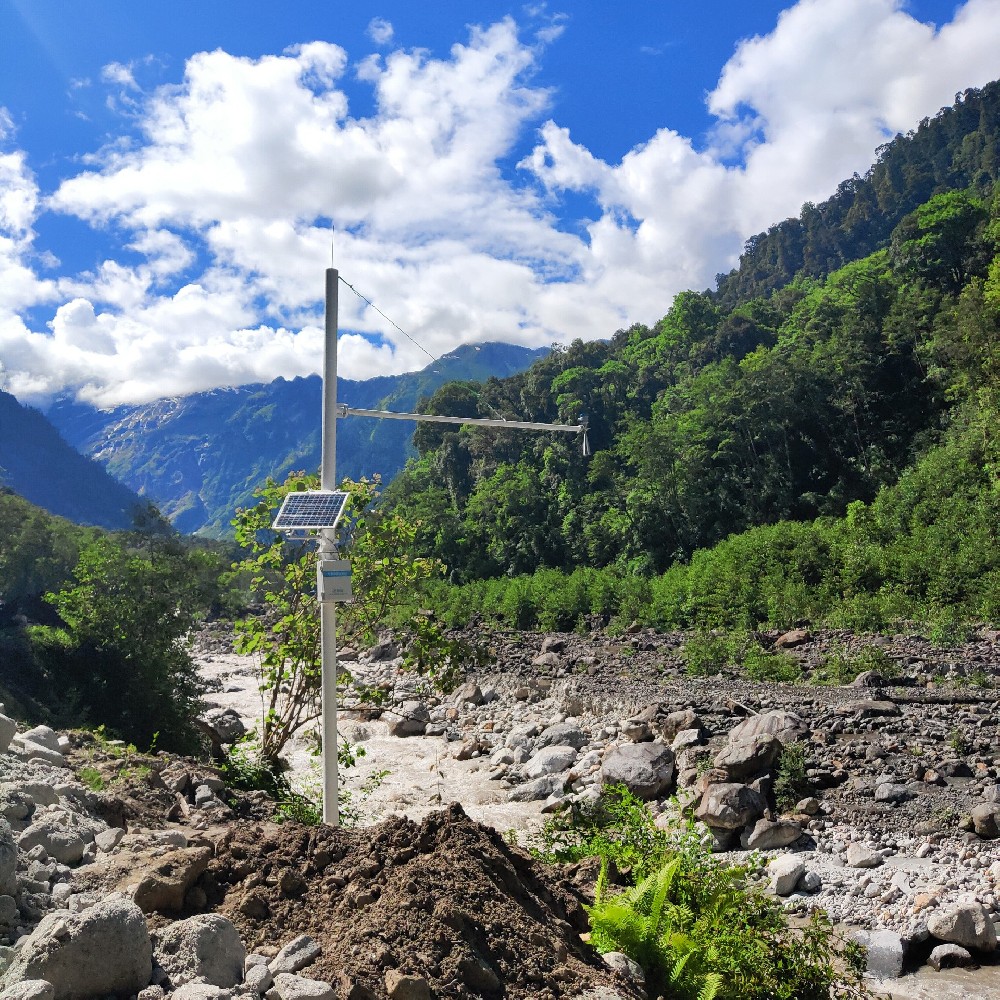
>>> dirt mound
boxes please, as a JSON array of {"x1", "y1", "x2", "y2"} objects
[{"x1": 205, "y1": 803, "x2": 634, "y2": 1000}]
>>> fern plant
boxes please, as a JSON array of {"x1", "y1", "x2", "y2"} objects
[{"x1": 550, "y1": 786, "x2": 867, "y2": 1000}]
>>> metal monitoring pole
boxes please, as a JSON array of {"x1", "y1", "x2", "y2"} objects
[
  {"x1": 320, "y1": 267, "x2": 339, "y2": 824},
  {"x1": 283, "y1": 263, "x2": 589, "y2": 827}
]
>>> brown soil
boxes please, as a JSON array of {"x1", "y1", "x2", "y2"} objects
[{"x1": 204, "y1": 804, "x2": 633, "y2": 1000}]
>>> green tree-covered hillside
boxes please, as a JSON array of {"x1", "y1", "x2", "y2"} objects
[{"x1": 385, "y1": 82, "x2": 1000, "y2": 632}]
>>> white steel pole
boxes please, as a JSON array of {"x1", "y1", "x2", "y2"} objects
[{"x1": 320, "y1": 266, "x2": 339, "y2": 825}]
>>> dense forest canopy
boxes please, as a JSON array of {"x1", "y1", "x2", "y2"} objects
[{"x1": 384, "y1": 82, "x2": 1000, "y2": 630}]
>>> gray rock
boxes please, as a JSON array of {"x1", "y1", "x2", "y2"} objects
[
  {"x1": 696, "y1": 783, "x2": 766, "y2": 831},
  {"x1": 244, "y1": 963, "x2": 274, "y2": 994},
  {"x1": 200, "y1": 708, "x2": 246, "y2": 746},
  {"x1": 874, "y1": 782, "x2": 911, "y2": 804},
  {"x1": 367, "y1": 640, "x2": 398, "y2": 662},
  {"x1": 866, "y1": 930, "x2": 905, "y2": 979},
  {"x1": 0, "y1": 715, "x2": 16, "y2": 753},
  {"x1": 384, "y1": 701, "x2": 429, "y2": 737},
  {"x1": 94, "y1": 828, "x2": 125, "y2": 853},
  {"x1": 452, "y1": 681, "x2": 483, "y2": 706},
  {"x1": 269, "y1": 935, "x2": 321, "y2": 975},
  {"x1": 928, "y1": 942, "x2": 974, "y2": 970},
  {"x1": 601, "y1": 743, "x2": 675, "y2": 800},
  {"x1": 0, "y1": 894, "x2": 152, "y2": 1000},
  {"x1": 15, "y1": 742, "x2": 67, "y2": 769},
  {"x1": 742, "y1": 818, "x2": 802, "y2": 850},
  {"x1": 602, "y1": 951, "x2": 646, "y2": 994},
  {"x1": 0, "y1": 982, "x2": 57, "y2": 1000},
  {"x1": 17, "y1": 823, "x2": 85, "y2": 866},
  {"x1": 927, "y1": 902, "x2": 997, "y2": 952},
  {"x1": 0, "y1": 893, "x2": 19, "y2": 926},
  {"x1": 659, "y1": 710, "x2": 701, "y2": 742},
  {"x1": 532, "y1": 651, "x2": 561, "y2": 669},
  {"x1": 534, "y1": 722, "x2": 588, "y2": 751},
  {"x1": 846, "y1": 843, "x2": 882, "y2": 869},
  {"x1": 670, "y1": 728, "x2": 703, "y2": 752},
  {"x1": 523, "y1": 745, "x2": 578, "y2": 780},
  {"x1": 270, "y1": 973, "x2": 335, "y2": 1000},
  {"x1": 508, "y1": 774, "x2": 564, "y2": 802},
  {"x1": 768, "y1": 856, "x2": 805, "y2": 896},
  {"x1": 971, "y1": 803, "x2": 1000, "y2": 839},
  {"x1": 20, "y1": 784, "x2": 58, "y2": 808},
  {"x1": 714, "y1": 734, "x2": 781, "y2": 782},
  {"x1": 18, "y1": 727, "x2": 61, "y2": 753},
  {"x1": 0, "y1": 819, "x2": 16, "y2": 897},
  {"x1": 170, "y1": 986, "x2": 230, "y2": 1000},
  {"x1": 728, "y1": 711, "x2": 806, "y2": 745},
  {"x1": 799, "y1": 870, "x2": 822, "y2": 892},
  {"x1": 153, "y1": 913, "x2": 246, "y2": 988}
]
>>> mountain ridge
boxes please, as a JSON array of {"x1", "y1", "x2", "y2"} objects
[{"x1": 46, "y1": 342, "x2": 549, "y2": 535}]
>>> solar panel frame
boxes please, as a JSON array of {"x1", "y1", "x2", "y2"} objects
[{"x1": 272, "y1": 490, "x2": 350, "y2": 531}]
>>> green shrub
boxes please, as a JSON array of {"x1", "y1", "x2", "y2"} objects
[
  {"x1": 542, "y1": 786, "x2": 864, "y2": 1000},
  {"x1": 680, "y1": 633, "x2": 732, "y2": 677},
  {"x1": 774, "y1": 742, "x2": 811, "y2": 812},
  {"x1": 742, "y1": 647, "x2": 802, "y2": 683},
  {"x1": 812, "y1": 643, "x2": 900, "y2": 685}
]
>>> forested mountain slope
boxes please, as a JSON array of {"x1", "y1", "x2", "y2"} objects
[
  {"x1": 714, "y1": 80, "x2": 1000, "y2": 305},
  {"x1": 47, "y1": 343, "x2": 547, "y2": 536},
  {"x1": 0, "y1": 391, "x2": 141, "y2": 530},
  {"x1": 386, "y1": 82, "x2": 1000, "y2": 605}
]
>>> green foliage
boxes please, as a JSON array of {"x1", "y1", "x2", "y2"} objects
[
  {"x1": 0, "y1": 491, "x2": 97, "y2": 616},
  {"x1": 742, "y1": 647, "x2": 802, "y2": 683},
  {"x1": 231, "y1": 471, "x2": 481, "y2": 768},
  {"x1": 774, "y1": 743, "x2": 811, "y2": 812},
  {"x1": 39, "y1": 525, "x2": 216, "y2": 752},
  {"x1": 812, "y1": 644, "x2": 900, "y2": 685},
  {"x1": 680, "y1": 633, "x2": 734, "y2": 678},
  {"x1": 221, "y1": 733, "x2": 384, "y2": 826},
  {"x1": 542, "y1": 786, "x2": 863, "y2": 1000}
]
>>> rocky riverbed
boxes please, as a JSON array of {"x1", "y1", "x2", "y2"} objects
[{"x1": 0, "y1": 622, "x2": 998, "y2": 999}]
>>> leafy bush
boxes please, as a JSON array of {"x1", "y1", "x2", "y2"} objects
[
  {"x1": 812, "y1": 644, "x2": 900, "y2": 685},
  {"x1": 774, "y1": 742, "x2": 812, "y2": 812},
  {"x1": 742, "y1": 647, "x2": 802, "y2": 683},
  {"x1": 680, "y1": 633, "x2": 733, "y2": 677},
  {"x1": 540, "y1": 786, "x2": 864, "y2": 1000}
]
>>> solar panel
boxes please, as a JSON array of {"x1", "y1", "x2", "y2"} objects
[{"x1": 272, "y1": 490, "x2": 350, "y2": 531}]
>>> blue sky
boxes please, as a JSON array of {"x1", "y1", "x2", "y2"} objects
[{"x1": 0, "y1": 0, "x2": 998, "y2": 405}]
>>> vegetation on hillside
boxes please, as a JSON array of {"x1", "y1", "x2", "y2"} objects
[{"x1": 383, "y1": 84, "x2": 1000, "y2": 634}]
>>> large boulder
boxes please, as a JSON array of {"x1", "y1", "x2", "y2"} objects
[
  {"x1": 269, "y1": 935, "x2": 322, "y2": 975},
  {"x1": 695, "y1": 783, "x2": 766, "y2": 831},
  {"x1": 19, "y1": 726, "x2": 61, "y2": 753},
  {"x1": 534, "y1": 722, "x2": 588, "y2": 751},
  {"x1": 600, "y1": 743, "x2": 675, "y2": 800},
  {"x1": 384, "y1": 701, "x2": 429, "y2": 737},
  {"x1": 927, "y1": 902, "x2": 997, "y2": 952},
  {"x1": 18, "y1": 821, "x2": 85, "y2": 865},
  {"x1": 0, "y1": 714, "x2": 17, "y2": 753},
  {"x1": 152, "y1": 914, "x2": 246, "y2": 989},
  {"x1": 523, "y1": 745, "x2": 579, "y2": 781},
  {"x1": 131, "y1": 846, "x2": 213, "y2": 914},
  {"x1": 713, "y1": 734, "x2": 781, "y2": 782},
  {"x1": 508, "y1": 775, "x2": 564, "y2": 802},
  {"x1": 971, "y1": 803, "x2": 1000, "y2": 839},
  {"x1": 728, "y1": 711, "x2": 806, "y2": 745},
  {"x1": 0, "y1": 894, "x2": 152, "y2": 1000},
  {"x1": 199, "y1": 709, "x2": 246, "y2": 746}
]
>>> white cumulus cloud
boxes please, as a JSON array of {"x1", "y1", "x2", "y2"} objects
[{"x1": 0, "y1": 1, "x2": 999, "y2": 406}]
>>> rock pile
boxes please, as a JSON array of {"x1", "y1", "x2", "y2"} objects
[{"x1": 330, "y1": 625, "x2": 1000, "y2": 986}]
